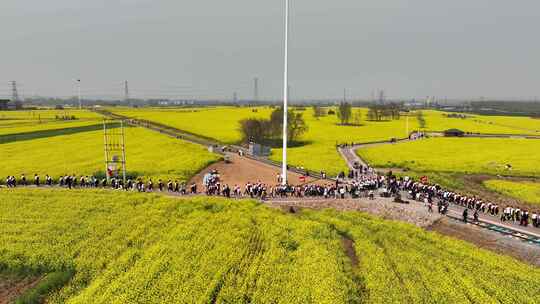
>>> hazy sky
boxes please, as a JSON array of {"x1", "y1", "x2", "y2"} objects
[{"x1": 1, "y1": 0, "x2": 539, "y2": 100}]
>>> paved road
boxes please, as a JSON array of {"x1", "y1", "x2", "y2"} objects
[
  {"x1": 337, "y1": 145, "x2": 367, "y2": 169},
  {"x1": 443, "y1": 201, "x2": 540, "y2": 239},
  {"x1": 401, "y1": 190, "x2": 540, "y2": 240}
]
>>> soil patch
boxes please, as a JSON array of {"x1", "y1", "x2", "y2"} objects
[
  {"x1": 0, "y1": 274, "x2": 42, "y2": 304},
  {"x1": 189, "y1": 153, "x2": 329, "y2": 189},
  {"x1": 428, "y1": 218, "x2": 540, "y2": 267},
  {"x1": 341, "y1": 236, "x2": 359, "y2": 268}
]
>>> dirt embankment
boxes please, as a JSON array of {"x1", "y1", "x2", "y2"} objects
[
  {"x1": 428, "y1": 218, "x2": 540, "y2": 267},
  {"x1": 268, "y1": 197, "x2": 442, "y2": 228}
]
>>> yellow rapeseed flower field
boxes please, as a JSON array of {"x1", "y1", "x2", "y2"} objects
[
  {"x1": 358, "y1": 137, "x2": 540, "y2": 177},
  {"x1": 1, "y1": 188, "x2": 539, "y2": 303},
  {"x1": 0, "y1": 109, "x2": 104, "y2": 136},
  {"x1": 0, "y1": 125, "x2": 219, "y2": 182},
  {"x1": 108, "y1": 107, "x2": 540, "y2": 176},
  {"x1": 484, "y1": 180, "x2": 540, "y2": 206}
]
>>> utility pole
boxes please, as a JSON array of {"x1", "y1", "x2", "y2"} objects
[
  {"x1": 77, "y1": 79, "x2": 82, "y2": 109},
  {"x1": 281, "y1": 0, "x2": 290, "y2": 185},
  {"x1": 253, "y1": 77, "x2": 259, "y2": 102},
  {"x1": 233, "y1": 92, "x2": 238, "y2": 103},
  {"x1": 343, "y1": 88, "x2": 347, "y2": 103},
  {"x1": 124, "y1": 80, "x2": 129, "y2": 104}
]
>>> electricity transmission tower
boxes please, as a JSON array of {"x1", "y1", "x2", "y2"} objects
[
  {"x1": 103, "y1": 120, "x2": 127, "y2": 184},
  {"x1": 10, "y1": 81, "x2": 19, "y2": 101},
  {"x1": 10, "y1": 81, "x2": 22, "y2": 109}
]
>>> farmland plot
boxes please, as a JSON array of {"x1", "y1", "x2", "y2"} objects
[
  {"x1": 0, "y1": 126, "x2": 219, "y2": 183},
  {"x1": 109, "y1": 107, "x2": 540, "y2": 176},
  {"x1": 483, "y1": 180, "x2": 540, "y2": 206},
  {"x1": 358, "y1": 137, "x2": 540, "y2": 177}
]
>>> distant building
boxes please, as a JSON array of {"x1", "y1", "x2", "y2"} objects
[
  {"x1": 444, "y1": 129, "x2": 465, "y2": 137},
  {"x1": 0, "y1": 99, "x2": 9, "y2": 110},
  {"x1": 249, "y1": 143, "x2": 271, "y2": 157},
  {"x1": 0, "y1": 99, "x2": 23, "y2": 110}
]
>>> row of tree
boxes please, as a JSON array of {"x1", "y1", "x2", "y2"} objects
[
  {"x1": 366, "y1": 103, "x2": 403, "y2": 121},
  {"x1": 239, "y1": 104, "x2": 428, "y2": 145},
  {"x1": 332, "y1": 102, "x2": 404, "y2": 125},
  {"x1": 238, "y1": 107, "x2": 308, "y2": 144}
]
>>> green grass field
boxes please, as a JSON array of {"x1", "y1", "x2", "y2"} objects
[
  {"x1": 108, "y1": 107, "x2": 540, "y2": 176},
  {"x1": 483, "y1": 180, "x2": 540, "y2": 207},
  {"x1": 358, "y1": 137, "x2": 540, "y2": 177},
  {"x1": 0, "y1": 125, "x2": 219, "y2": 183},
  {"x1": 1, "y1": 188, "x2": 538, "y2": 303}
]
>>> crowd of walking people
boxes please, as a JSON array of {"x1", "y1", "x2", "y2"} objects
[
  {"x1": 3, "y1": 169, "x2": 540, "y2": 230},
  {"x1": 5, "y1": 173, "x2": 199, "y2": 194},
  {"x1": 402, "y1": 177, "x2": 540, "y2": 229},
  {"x1": 202, "y1": 168, "x2": 382, "y2": 200}
]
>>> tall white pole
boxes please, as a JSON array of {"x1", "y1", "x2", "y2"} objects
[
  {"x1": 77, "y1": 79, "x2": 82, "y2": 109},
  {"x1": 281, "y1": 0, "x2": 290, "y2": 185}
]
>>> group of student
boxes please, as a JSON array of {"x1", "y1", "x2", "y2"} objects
[
  {"x1": 200, "y1": 168, "x2": 385, "y2": 201},
  {"x1": 4, "y1": 171, "x2": 540, "y2": 230},
  {"x1": 401, "y1": 177, "x2": 540, "y2": 229},
  {"x1": 4, "y1": 167, "x2": 385, "y2": 202},
  {"x1": 5, "y1": 174, "x2": 53, "y2": 187},
  {"x1": 4, "y1": 173, "x2": 200, "y2": 194}
]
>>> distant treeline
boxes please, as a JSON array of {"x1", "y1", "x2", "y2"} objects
[{"x1": 466, "y1": 101, "x2": 540, "y2": 117}]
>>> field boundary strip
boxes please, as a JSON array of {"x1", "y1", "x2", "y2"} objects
[
  {"x1": 0, "y1": 123, "x2": 106, "y2": 144},
  {"x1": 425, "y1": 130, "x2": 540, "y2": 139}
]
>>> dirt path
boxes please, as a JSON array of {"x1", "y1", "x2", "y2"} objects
[
  {"x1": 339, "y1": 139, "x2": 411, "y2": 170},
  {"x1": 343, "y1": 140, "x2": 540, "y2": 212},
  {"x1": 0, "y1": 275, "x2": 42, "y2": 304},
  {"x1": 189, "y1": 153, "x2": 330, "y2": 189},
  {"x1": 338, "y1": 145, "x2": 368, "y2": 169}
]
